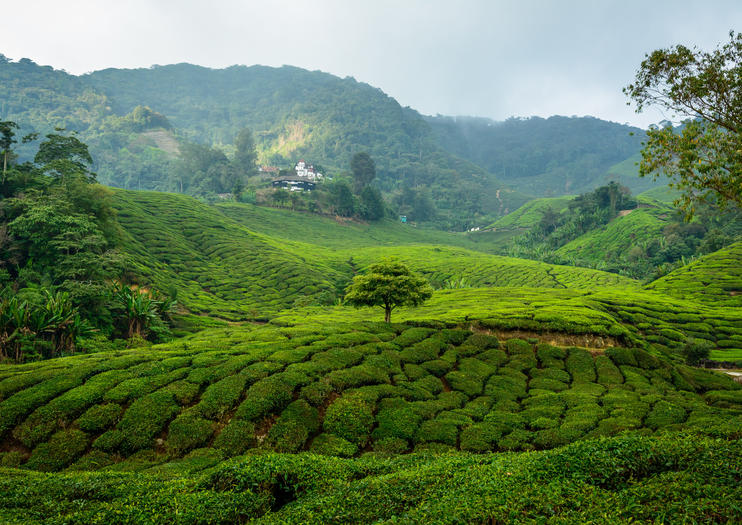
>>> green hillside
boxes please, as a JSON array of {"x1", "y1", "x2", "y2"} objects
[
  {"x1": 2, "y1": 184, "x2": 742, "y2": 523},
  {"x1": 111, "y1": 190, "x2": 641, "y2": 323},
  {"x1": 647, "y1": 241, "x2": 742, "y2": 308},
  {"x1": 485, "y1": 196, "x2": 575, "y2": 230},
  {"x1": 555, "y1": 205, "x2": 671, "y2": 263}
]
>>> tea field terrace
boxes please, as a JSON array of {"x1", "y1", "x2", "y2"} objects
[{"x1": 1, "y1": 318, "x2": 741, "y2": 475}]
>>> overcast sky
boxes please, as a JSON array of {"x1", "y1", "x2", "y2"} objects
[{"x1": 4, "y1": 1, "x2": 741, "y2": 128}]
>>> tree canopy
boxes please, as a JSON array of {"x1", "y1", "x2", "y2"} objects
[
  {"x1": 625, "y1": 31, "x2": 742, "y2": 217},
  {"x1": 350, "y1": 151, "x2": 376, "y2": 192},
  {"x1": 344, "y1": 259, "x2": 432, "y2": 322}
]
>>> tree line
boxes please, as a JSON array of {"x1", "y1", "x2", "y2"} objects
[{"x1": 0, "y1": 121, "x2": 173, "y2": 362}]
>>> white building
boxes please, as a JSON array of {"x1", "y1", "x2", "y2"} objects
[{"x1": 295, "y1": 160, "x2": 323, "y2": 181}]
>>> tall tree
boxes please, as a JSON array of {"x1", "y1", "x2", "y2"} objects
[
  {"x1": 350, "y1": 151, "x2": 376, "y2": 192},
  {"x1": 34, "y1": 131, "x2": 95, "y2": 183},
  {"x1": 0, "y1": 120, "x2": 18, "y2": 182},
  {"x1": 233, "y1": 127, "x2": 258, "y2": 177},
  {"x1": 624, "y1": 31, "x2": 742, "y2": 217}
]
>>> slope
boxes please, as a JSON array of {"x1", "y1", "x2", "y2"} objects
[
  {"x1": 1, "y1": 320, "x2": 739, "y2": 475},
  {"x1": 646, "y1": 241, "x2": 742, "y2": 308},
  {"x1": 111, "y1": 191, "x2": 644, "y2": 324},
  {"x1": 555, "y1": 204, "x2": 672, "y2": 264},
  {"x1": 425, "y1": 114, "x2": 657, "y2": 196},
  {"x1": 484, "y1": 196, "x2": 575, "y2": 231}
]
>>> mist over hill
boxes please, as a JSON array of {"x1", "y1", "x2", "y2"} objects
[{"x1": 425, "y1": 114, "x2": 653, "y2": 196}]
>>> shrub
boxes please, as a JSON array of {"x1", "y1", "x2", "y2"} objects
[
  {"x1": 595, "y1": 355, "x2": 624, "y2": 385},
  {"x1": 310, "y1": 433, "x2": 358, "y2": 457},
  {"x1": 606, "y1": 347, "x2": 638, "y2": 367},
  {"x1": 465, "y1": 333, "x2": 500, "y2": 350},
  {"x1": 323, "y1": 396, "x2": 374, "y2": 447},
  {"x1": 267, "y1": 400, "x2": 319, "y2": 453},
  {"x1": 483, "y1": 410, "x2": 526, "y2": 431},
  {"x1": 644, "y1": 401, "x2": 686, "y2": 429},
  {"x1": 163, "y1": 380, "x2": 201, "y2": 405},
  {"x1": 565, "y1": 348, "x2": 596, "y2": 383},
  {"x1": 415, "y1": 420, "x2": 459, "y2": 446},
  {"x1": 460, "y1": 422, "x2": 503, "y2": 452},
  {"x1": 195, "y1": 373, "x2": 250, "y2": 420},
  {"x1": 497, "y1": 429, "x2": 534, "y2": 451},
  {"x1": 681, "y1": 338, "x2": 713, "y2": 366},
  {"x1": 404, "y1": 363, "x2": 427, "y2": 381},
  {"x1": 328, "y1": 364, "x2": 390, "y2": 390},
  {"x1": 506, "y1": 338, "x2": 533, "y2": 355},
  {"x1": 437, "y1": 329, "x2": 471, "y2": 345},
  {"x1": 445, "y1": 371, "x2": 483, "y2": 397},
  {"x1": 507, "y1": 353, "x2": 538, "y2": 371},
  {"x1": 24, "y1": 429, "x2": 89, "y2": 471},
  {"x1": 399, "y1": 338, "x2": 447, "y2": 363},
  {"x1": 118, "y1": 390, "x2": 181, "y2": 454},
  {"x1": 460, "y1": 396, "x2": 494, "y2": 420},
  {"x1": 234, "y1": 376, "x2": 294, "y2": 421},
  {"x1": 0, "y1": 450, "x2": 25, "y2": 467},
  {"x1": 536, "y1": 344, "x2": 567, "y2": 368},
  {"x1": 533, "y1": 426, "x2": 584, "y2": 449},
  {"x1": 590, "y1": 416, "x2": 641, "y2": 436},
  {"x1": 76, "y1": 403, "x2": 123, "y2": 433},
  {"x1": 420, "y1": 359, "x2": 453, "y2": 377},
  {"x1": 531, "y1": 368, "x2": 571, "y2": 383},
  {"x1": 166, "y1": 416, "x2": 215, "y2": 455},
  {"x1": 92, "y1": 429, "x2": 124, "y2": 452},
  {"x1": 529, "y1": 377, "x2": 568, "y2": 392},
  {"x1": 373, "y1": 403, "x2": 422, "y2": 441},
  {"x1": 213, "y1": 420, "x2": 256, "y2": 455},
  {"x1": 300, "y1": 381, "x2": 334, "y2": 406},
  {"x1": 475, "y1": 348, "x2": 509, "y2": 367},
  {"x1": 485, "y1": 375, "x2": 527, "y2": 401},
  {"x1": 372, "y1": 437, "x2": 409, "y2": 455},
  {"x1": 391, "y1": 327, "x2": 435, "y2": 347}
]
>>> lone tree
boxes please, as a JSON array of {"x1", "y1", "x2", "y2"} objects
[
  {"x1": 624, "y1": 31, "x2": 742, "y2": 217},
  {"x1": 344, "y1": 259, "x2": 432, "y2": 323}
]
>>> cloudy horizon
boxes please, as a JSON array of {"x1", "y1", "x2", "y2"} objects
[{"x1": 4, "y1": 0, "x2": 741, "y2": 129}]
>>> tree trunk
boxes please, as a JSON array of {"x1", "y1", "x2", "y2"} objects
[{"x1": 384, "y1": 305, "x2": 392, "y2": 323}]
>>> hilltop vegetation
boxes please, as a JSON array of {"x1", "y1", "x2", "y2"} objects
[
  {"x1": 484, "y1": 183, "x2": 742, "y2": 280},
  {"x1": 0, "y1": 58, "x2": 531, "y2": 227}
]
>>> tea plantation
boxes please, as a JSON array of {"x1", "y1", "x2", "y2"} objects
[{"x1": 1, "y1": 189, "x2": 741, "y2": 523}]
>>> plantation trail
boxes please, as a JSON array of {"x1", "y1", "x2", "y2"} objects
[{"x1": 469, "y1": 325, "x2": 618, "y2": 352}]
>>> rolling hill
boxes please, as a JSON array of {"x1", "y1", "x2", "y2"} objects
[{"x1": 1, "y1": 185, "x2": 741, "y2": 523}]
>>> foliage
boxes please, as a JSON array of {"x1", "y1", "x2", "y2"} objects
[
  {"x1": 344, "y1": 259, "x2": 433, "y2": 322},
  {"x1": 625, "y1": 31, "x2": 742, "y2": 216},
  {"x1": 681, "y1": 337, "x2": 712, "y2": 366}
]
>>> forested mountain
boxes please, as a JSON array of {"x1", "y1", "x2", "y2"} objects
[
  {"x1": 1, "y1": 55, "x2": 665, "y2": 227},
  {"x1": 426, "y1": 114, "x2": 659, "y2": 196},
  {"x1": 0, "y1": 57, "x2": 530, "y2": 226}
]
